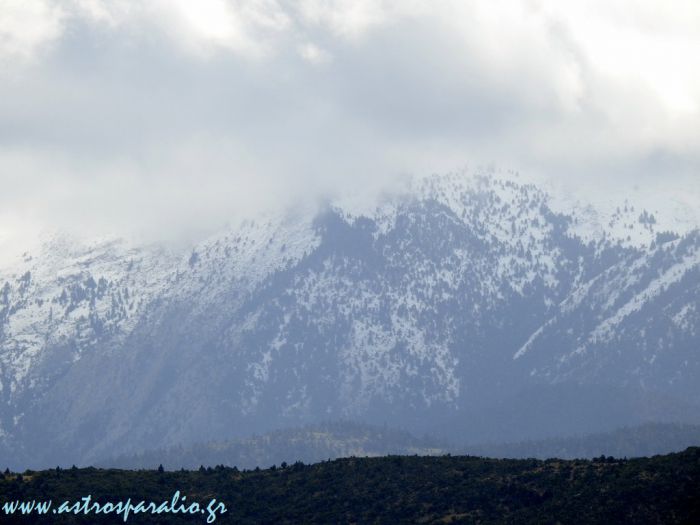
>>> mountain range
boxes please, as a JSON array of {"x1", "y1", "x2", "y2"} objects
[{"x1": 1, "y1": 171, "x2": 698, "y2": 468}]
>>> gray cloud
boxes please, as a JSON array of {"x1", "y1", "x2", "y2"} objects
[{"x1": 0, "y1": 0, "x2": 699, "y2": 254}]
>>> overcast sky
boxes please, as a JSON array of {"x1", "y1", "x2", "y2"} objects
[{"x1": 1, "y1": 0, "x2": 699, "y2": 250}]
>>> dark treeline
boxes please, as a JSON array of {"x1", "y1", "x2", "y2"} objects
[{"x1": 1, "y1": 447, "x2": 699, "y2": 524}]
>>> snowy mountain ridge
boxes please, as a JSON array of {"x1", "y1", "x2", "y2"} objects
[{"x1": 0, "y1": 171, "x2": 698, "y2": 467}]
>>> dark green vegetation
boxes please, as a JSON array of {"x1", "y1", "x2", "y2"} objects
[{"x1": 2, "y1": 447, "x2": 699, "y2": 524}]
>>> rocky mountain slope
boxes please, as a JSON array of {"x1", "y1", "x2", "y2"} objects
[{"x1": 0, "y1": 172, "x2": 698, "y2": 468}]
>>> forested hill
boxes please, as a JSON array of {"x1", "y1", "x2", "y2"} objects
[{"x1": 1, "y1": 447, "x2": 699, "y2": 524}]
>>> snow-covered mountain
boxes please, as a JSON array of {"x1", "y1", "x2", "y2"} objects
[{"x1": 0, "y1": 172, "x2": 698, "y2": 468}]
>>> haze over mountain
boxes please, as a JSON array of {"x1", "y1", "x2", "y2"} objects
[
  {"x1": 104, "y1": 421, "x2": 700, "y2": 471},
  {"x1": 3, "y1": 1, "x2": 700, "y2": 256},
  {"x1": 0, "y1": 171, "x2": 698, "y2": 469}
]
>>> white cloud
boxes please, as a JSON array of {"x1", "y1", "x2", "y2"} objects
[
  {"x1": 0, "y1": 0, "x2": 65, "y2": 66},
  {"x1": 296, "y1": 0, "x2": 391, "y2": 40},
  {"x1": 298, "y1": 42, "x2": 331, "y2": 65},
  {"x1": 159, "y1": 0, "x2": 291, "y2": 58},
  {"x1": 0, "y1": 0, "x2": 698, "y2": 245},
  {"x1": 70, "y1": 0, "x2": 134, "y2": 27}
]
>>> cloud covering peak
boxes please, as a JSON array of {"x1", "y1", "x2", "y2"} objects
[{"x1": 0, "y1": 0, "x2": 698, "y2": 251}]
